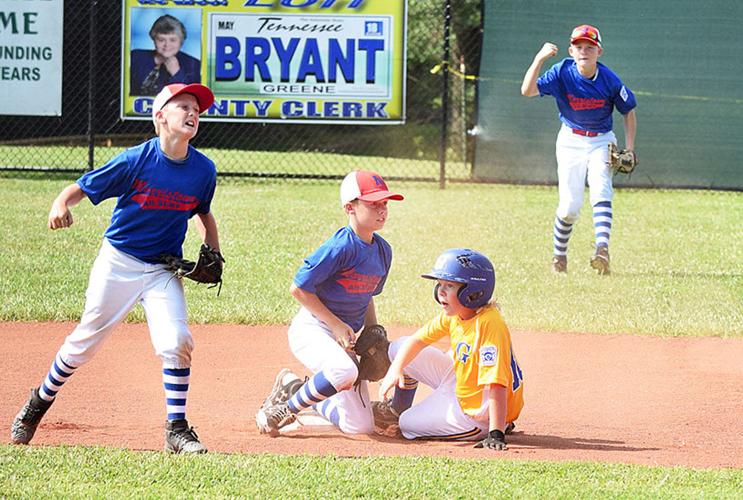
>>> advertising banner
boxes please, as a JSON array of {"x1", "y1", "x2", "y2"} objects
[
  {"x1": 0, "y1": 0, "x2": 63, "y2": 116},
  {"x1": 122, "y1": 0, "x2": 407, "y2": 124}
]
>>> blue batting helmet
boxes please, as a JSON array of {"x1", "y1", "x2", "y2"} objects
[{"x1": 421, "y1": 249, "x2": 495, "y2": 309}]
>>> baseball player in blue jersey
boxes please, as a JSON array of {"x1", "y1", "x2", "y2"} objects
[
  {"x1": 521, "y1": 24, "x2": 637, "y2": 275},
  {"x1": 10, "y1": 83, "x2": 220, "y2": 454},
  {"x1": 256, "y1": 170, "x2": 403, "y2": 436}
]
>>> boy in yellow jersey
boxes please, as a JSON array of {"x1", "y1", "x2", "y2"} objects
[{"x1": 378, "y1": 249, "x2": 524, "y2": 450}]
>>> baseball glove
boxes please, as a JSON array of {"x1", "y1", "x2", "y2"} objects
[
  {"x1": 162, "y1": 244, "x2": 225, "y2": 294},
  {"x1": 353, "y1": 324, "x2": 391, "y2": 382},
  {"x1": 608, "y1": 143, "x2": 637, "y2": 174}
]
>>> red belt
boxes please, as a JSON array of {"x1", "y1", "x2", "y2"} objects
[{"x1": 572, "y1": 128, "x2": 600, "y2": 137}]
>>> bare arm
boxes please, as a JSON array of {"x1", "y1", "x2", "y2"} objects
[
  {"x1": 622, "y1": 109, "x2": 637, "y2": 151},
  {"x1": 488, "y1": 383, "x2": 508, "y2": 433},
  {"x1": 194, "y1": 212, "x2": 220, "y2": 251},
  {"x1": 48, "y1": 183, "x2": 87, "y2": 230},
  {"x1": 521, "y1": 43, "x2": 558, "y2": 97},
  {"x1": 378, "y1": 336, "x2": 427, "y2": 400},
  {"x1": 290, "y1": 283, "x2": 356, "y2": 350}
]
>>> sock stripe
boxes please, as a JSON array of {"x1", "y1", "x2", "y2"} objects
[
  {"x1": 553, "y1": 216, "x2": 574, "y2": 257},
  {"x1": 52, "y1": 360, "x2": 74, "y2": 379},
  {"x1": 163, "y1": 367, "x2": 190, "y2": 377},
  {"x1": 164, "y1": 383, "x2": 189, "y2": 391},
  {"x1": 593, "y1": 201, "x2": 613, "y2": 247},
  {"x1": 163, "y1": 367, "x2": 189, "y2": 422},
  {"x1": 287, "y1": 371, "x2": 338, "y2": 413},
  {"x1": 40, "y1": 353, "x2": 78, "y2": 401}
]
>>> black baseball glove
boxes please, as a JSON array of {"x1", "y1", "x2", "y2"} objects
[
  {"x1": 474, "y1": 429, "x2": 507, "y2": 450},
  {"x1": 353, "y1": 324, "x2": 391, "y2": 382},
  {"x1": 162, "y1": 244, "x2": 225, "y2": 294}
]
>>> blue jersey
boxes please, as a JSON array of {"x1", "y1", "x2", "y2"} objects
[
  {"x1": 293, "y1": 226, "x2": 392, "y2": 332},
  {"x1": 77, "y1": 137, "x2": 216, "y2": 263},
  {"x1": 537, "y1": 58, "x2": 636, "y2": 133}
]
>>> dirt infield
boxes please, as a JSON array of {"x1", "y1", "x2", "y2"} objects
[{"x1": 3, "y1": 322, "x2": 742, "y2": 469}]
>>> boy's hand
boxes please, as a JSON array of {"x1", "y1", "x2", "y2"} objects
[
  {"x1": 48, "y1": 203, "x2": 73, "y2": 230},
  {"x1": 378, "y1": 368, "x2": 405, "y2": 400},
  {"x1": 474, "y1": 430, "x2": 507, "y2": 451},
  {"x1": 536, "y1": 42, "x2": 558, "y2": 61},
  {"x1": 331, "y1": 323, "x2": 356, "y2": 351}
]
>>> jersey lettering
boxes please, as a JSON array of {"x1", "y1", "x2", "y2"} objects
[
  {"x1": 130, "y1": 179, "x2": 200, "y2": 212},
  {"x1": 336, "y1": 267, "x2": 382, "y2": 294},
  {"x1": 567, "y1": 94, "x2": 605, "y2": 111},
  {"x1": 455, "y1": 341, "x2": 471, "y2": 364}
]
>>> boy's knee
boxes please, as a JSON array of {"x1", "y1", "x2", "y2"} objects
[
  {"x1": 339, "y1": 415, "x2": 374, "y2": 435},
  {"x1": 325, "y1": 357, "x2": 358, "y2": 391},
  {"x1": 556, "y1": 206, "x2": 580, "y2": 223},
  {"x1": 156, "y1": 325, "x2": 193, "y2": 367},
  {"x1": 399, "y1": 411, "x2": 419, "y2": 440},
  {"x1": 388, "y1": 336, "x2": 410, "y2": 360}
]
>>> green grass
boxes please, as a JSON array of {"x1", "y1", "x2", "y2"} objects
[
  {"x1": 1, "y1": 446, "x2": 742, "y2": 498},
  {"x1": 1, "y1": 178, "x2": 741, "y2": 494},
  {"x1": 1, "y1": 178, "x2": 740, "y2": 336}
]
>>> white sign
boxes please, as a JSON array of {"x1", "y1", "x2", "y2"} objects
[{"x1": 0, "y1": 0, "x2": 63, "y2": 116}]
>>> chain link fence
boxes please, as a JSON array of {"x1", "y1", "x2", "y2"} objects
[{"x1": 0, "y1": 0, "x2": 483, "y2": 186}]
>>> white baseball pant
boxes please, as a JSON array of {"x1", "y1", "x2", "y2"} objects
[
  {"x1": 57, "y1": 238, "x2": 193, "y2": 369},
  {"x1": 555, "y1": 124, "x2": 617, "y2": 222},
  {"x1": 389, "y1": 337, "x2": 490, "y2": 441},
  {"x1": 288, "y1": 307, "x2": 373, "y2": 434}
]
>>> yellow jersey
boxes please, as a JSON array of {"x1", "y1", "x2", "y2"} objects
[{"x1": 413, "y1": 305, "x2": 524, "y2": 422}]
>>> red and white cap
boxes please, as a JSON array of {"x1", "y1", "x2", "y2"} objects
[
  {"x1": 151, "y1": 83, "x2": 215, "y2": 122},
  {"x1": 570, "y1": 24, "x2": 602, "y2": 48},
  {"x1": 340, "y1": 170, "x2": 404, "y2": 206}
]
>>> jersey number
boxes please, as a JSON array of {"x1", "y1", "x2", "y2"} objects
[{"x1": 510, "y1": 352, "x2": 524, "y2": 392}]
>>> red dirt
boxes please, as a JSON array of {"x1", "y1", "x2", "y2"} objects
[{"x1": 3, "y1": 322, "x2": 742, "y2": 469}]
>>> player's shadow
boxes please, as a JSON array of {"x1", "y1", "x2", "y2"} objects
[{"x1": 502, "y1": 432, "x2": 659, "y2": 452}]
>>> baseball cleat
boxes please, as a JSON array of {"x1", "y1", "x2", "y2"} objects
[
  {"x1": 10, "y1": 387, "x2": 54, "y2": 445},
  {"x1": 256, "y1": 402, "x2": 296, "y2": 437},
  {"x1": 505, "y1": 422, "x2": 516, "y2": 434},
  {"x1": 590, "y1": 246, "x2": 610, "y2": 275},
  {"x1": 551, "y1": 255, "x2": 567, "y2": 274},
  {"x1": 260, "y1": 368, "x2": 304, "y2": 410},
  {"x1": 164, "y1": 419, "x2": 207, "y2": 454},
  {"x1": 371, "y1": 399, "x2": 401, "y2": 438}
]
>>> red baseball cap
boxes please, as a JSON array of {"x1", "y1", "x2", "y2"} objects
[
  {"x1": 570, "y1": 24, "x2": 602, "y2": 48},
  {"x1": 340, "y1": 170, "x2": 404, "y2": 206},
  {"x1": 151, "y1": 83, "x2": 215, "y2": 120}
]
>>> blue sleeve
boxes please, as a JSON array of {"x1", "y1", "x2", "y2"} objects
[
  {"x1": 372, "y1": 238, "x2": 392, "y2": 296},
  {"x1": 195, "y1": 175, "x2": 215, "y2": 216},
  {"x1": 614, "y1": 83, "x2": 637, "y2": 114},
  {"x1": 536, "y1": 61, "x2": 562, "y2": 97},
  {"x1": 194, "y1": 157, "x2": 216, "y2": 216},
  {"x1": 76, "y1": 150, "x2": 135, "y2": 205},
  {"x1": 293, "y1": 241, "x2": 346, "y2": 294}
]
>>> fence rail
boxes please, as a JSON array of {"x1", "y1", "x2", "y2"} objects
[{"x1": 0, "y1": 0, "x2": 483, "y2": 186}]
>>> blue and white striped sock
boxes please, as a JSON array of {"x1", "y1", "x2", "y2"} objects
[
  {"x1": 593, "y1": 201, "x2": 613, "y2": 249},
  {"x1": 163, "y1": 367, "x2": 190, "y2": 422},
  {"x1": 286, "y1": 371, "x2": 337, "y2": 414},
  {"x1": 39, "y1": 353, "x2": 78, "y2": 402},
  {"x1": 553, "y1": 216, "x2": 574, "y2": 256},
  {"x1": 391, "y1": 375, "x2": 418, "y2": 414}
]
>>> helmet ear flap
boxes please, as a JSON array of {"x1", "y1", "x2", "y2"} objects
[{"x1": 433, "y1": 283, "x2": 441, "y2": 304}]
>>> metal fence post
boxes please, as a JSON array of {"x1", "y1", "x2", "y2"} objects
[
  {"x1": 438, "y1": 0, "x2": 451, "y2": 189},
  {"x1": 87, "y1": 0, "x2": 97, "y2": 171}
]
